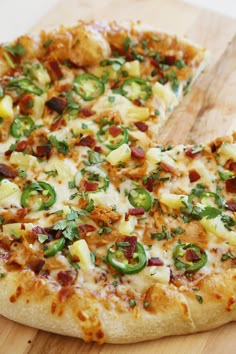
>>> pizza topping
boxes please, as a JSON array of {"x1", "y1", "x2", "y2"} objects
[
  {"x1": 128, "y1": 188, "x2": 153, "y2": 211},
  {"x1": 128, "y1": 207, "x2": 145, "y2": 216},
  {"x1": 189, "y1": 169, "x2": 201, "y2": 183},
  {"x1": 134, "y1": 121, "x2": 148, "y2": 132},
  {"x1": 119, "y1": 78, "x2": 152, "y2": 102},
  {"x1": 6, "y1": 78, "x2": 44, "y2": 96},
  {"x1": 21, "y1": 181, "x2": 56, "y2": 211},
  {"x1": 44, "y1": 238, "x2": 66, "y2": 258},
  {"x1": 75, "y1": 167, "x2": 109, "y2": 193},
  {"x1": 106, "y1": 239, "x2": 147, "y2": 274},
  {"x1": 173, "y1": 242, "x2": 207, "y2": 272},
  {"x1": 97, "y1": 124, "x2": 128, "y2": 150},
  {"x1": 78, "y1": 135, "x2": 96, "y2": 148},
  {"x1": 147, "y1": 257, "x2": 164, "y2": 266},
  {"x1": 225, "y1": 177, "x2": 236, "y2": 193},
  {"x1": 131, "y1": 147, "x2": 145, "y2": 159},
  {"x1": 10, "y1": 116, "x2": 35, "y2": 138},
  {"x1": 226, "y1": 200, "x2": 236, "y2": 211},
  {"x1": 34, "y1": 145, "x2": 51, "y2": 158},
  {"x1": 0, "y1": 163, "x2": 18, "y2": 179},
  {"x1": 74, "y1": 73, "x2": 105, "y2": 101},
  {"x1": 185, "y1": 146, "x2": 202, "y2": 158},
  {"x1": 45, "y1": 96, "x2": 67, "y2": 114},
  {"x1": 46, "y1": 60, "x2": 63, "y2": 80}
]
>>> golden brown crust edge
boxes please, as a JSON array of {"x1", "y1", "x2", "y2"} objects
[{"x1": 0, "y1": 268, "x2": 236, "y2": 344}]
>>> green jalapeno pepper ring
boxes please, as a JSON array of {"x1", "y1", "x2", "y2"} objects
[
  {"x1": 128, "y1": 188, "x2": 153, "y2": 211},
  {"x1": 10, "y1": 116, "x2": 35, "y2": 138},
  {"x1": 6, "y1": 78, "x2": 43, "y2": 96},
  {"x1": 173, "y1": 243, "x2": 207, "y2": 272},
  {"x1": 21, "y1": 181, "x2": 56, "y2": 211},
  {"x1": 73, "y1": 73, "x2": 105, "y2": 101},
  {"x1": 120, "y1": 78, "x2": 152, "y2": 101},
  {"x1": 97, "y1": 125, "x2": 128, "y2": 150},
  {"x1": 107, "y1": 242, "x2": 147, "y2": 274},
  {"x1": 44, "y1": 238, "x2": 65, "y2": 258}
]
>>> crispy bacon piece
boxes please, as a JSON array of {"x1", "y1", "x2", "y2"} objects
[
  {"x1": 16, "y1": 140, "x2": 30, "y2": 152},
  {"x1": 131, "y1": 147, "x2": 145, "y2": 159},
  {"x1": 80, "y1": 107, "x2": 95, "y2": 118},
  {"x1": 225, "y1": 178, "x2": 236, "y2": 194},
  {"x1": 79, "y1": 224, "x2": 96, "y2": 234},
  {"x1": 94, "y1": 146, "x2": 102, "y2": 153},
  {"x1": 46, "y1": 60, "x2": 63, "y2": 80},
  {"x1": 46, "y1": 96, "x2": 66, "y2": 114},
  {"x1": 34, "y1": 145, "x2": 51, "y2": 158},
  {"x1": 185, "y1": 148, "x2": 201, "y2": 158},
  {"x1": 229, "y1": 162, "x2": 236, "y2": 173},
  {"x1": 133, "y1": 99, "x2": 142, "y2": 107},
  {"x1": 78, "y1": 135, "x2": 96, "y2": 148},
  {"x1": 185, "y1": 249, "x2": 200, "y2": 262},
  {"x1": 147, "y1": 257, "x2": 164, "y2": 266},
  {"x1": 50, "y1": 116, "x2": 64, "y2": 131},
  {"x1": 0, "y1": 163, "x2": 18, "y2": 178},
  {"x1": 134, "y1": 121, "x2": 148, "y2": 132},
  {"x1": 28, "y1": 259, "x2": 45, "y2": 274},
  {"x1": 128, "y1": 207, "x2": 145, "y2": 216},
  {"x1": 164, "y1": 55, "x2": 176, "y2": 65},
  {"x1": 57, "y1": 270, "x2": 76, "y2": 286},
  {"x1": 122, "y1": 236, "x2": 137, "y2": 259},
  {"x1": 160, "y1": 161, "x2": 175, "y2": 174},
  {"x1": 189, "y1": 169, "x2": 201, "y2": 182},
  {"x1": 19, "y1": 94, "x2": 34, "y2": 115},
  {"x1": 226, "y1": 200, "x2": 236, "y2": 211},
  {"x1": 83, "y1": 180, "x2": 99, "y2": 192},
  {"x1": 145, "y1": 177, "x2": 154, "y2": 192},
  {"x1": 108, "y1": 125, "x2": 122, "y2": 137}
]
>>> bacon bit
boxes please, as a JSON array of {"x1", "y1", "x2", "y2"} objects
[
  {"x1": 57, "y1": 271, "x2": 75, "y2": 286},
  {"x1": 133, "y1": 99, "x2": 142, "y2": 107},
  {"x1": 80, "y1": 107, "x2": 95, "y2": 118},
  {"x1": 122, "y1": 236, "x2": 137, "y2": 259},
  {"x1": 94, "y1": 146, "x2": 102, "y2": 153},
  {"x1": 147, "y1": 257, "x2": 164, "y2": 266},
  {"x1": 128, "y1": 207, "x2": 145, "y2": 216},
  {"x1": 150, "y1": 58, "x2": 160, "y2": 68},
  {"x1": 226, "y1": 199, "x2": 236, "y2": 211},
  {"x1": 46, "y1": 60, "x2": 63, "y2": 80},
  {"x1": 58, "y1": 286, "x2": 75, "y2": 303},
  {"x1": 28, "y1": 259, "x2": 45, "y2": 274},
  {"x1": 134, "y1": 121, "x2": 148, "y2": 132},
  {"x1": 19, "y1": 94, "x2": 34, "y2": 114},
  {"x1": 46, "y1": 96, "x2": 66, "y2": 114},
  {"x1": 125, "y1": 212, "x2": 129, "y2": 221},
  {"x1": 185, "y1": 249, "x2": 200, "y2": 262},
  {"x1": 131, "y1": 146, "x2": 145, "y2": 159},
  {"x1": 164, "y1": 55, "x2": 176, "y2": 65},
  {"x1": 185, "y1": 148, "x2": 201, "y2": 158},
  {"x1": 21, "y1": 224, "x2": 25, "y2": 230},
  {"x1": 210, "y1": 143, "x2": 217, "y2": 153},
  {"x1": 78, "y1": 135, "x2": 95, "y2": 148},
  {"x1": 79, "y1": 224, "x2": 96, "y2": 234},
  {"x1": 229, "y1": 162, "x2": 236, "y2": 173},
  {"x1": 160, "y1": 161, "x2": 175, "y2": 174},
  {"x1": 50, "y1": 115, "x2": 64, "y2": 131},
  {"x1": 189, "y1": 169, "x2": 201, "y2": 182},
  {"x1": 32, "y1": 226, "x2": 47, "y2": 235},
  {"x1": 225, "y1": 178, "x2": 236, "y2": 193},
  {"x1": 15, "y1": 140, "x2": 29, "y2": 152},
  {"x1": 0, "y1": 163, "x2": 18, "y2": 178},
  {"x1": 108, "y1": 125, "x2": 122, "y2": 137},
  {"x1": 145, "y1": 177, "x2": 153, "y2": 192},
  {"x1": 34, "y1": 145, "x2": 51, "y2": 158}
]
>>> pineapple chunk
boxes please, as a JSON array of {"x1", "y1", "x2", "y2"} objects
[
  {"x1": 146, "y1": 265, "x2": 170, "y2": 284},
  {"x1": 159, "y1": 193, "x2": 188, "y2": 209},
  {"x1": 126, "y1": 106, "x2": 150, "y2": 121},
  {"x1": 88, "y1": 65, "x2": 117, "y2": 80},
  {"x1": 199, "y1": 215, "x2": 236, "y2": 246},
  {"x1": 146, "y1": 147, "x2": 162, "y2": 164},
  {"x1": 105, "y1": 144, "x2": 131, "y2": 166},
  {"x1": 32, "y1": 95, "x2": 46, "y2": 119},
  {"x1": 218, "y1": 143, "x2": 236, "y2": 165},
  {"x1": 69, "y1": 239, "x2": 93, "y2": 268},
  {"x1": 46, "y1": 157, "x2": 77, "y2": 180},
  {"x1": 0, "y1": 179, "x2": 20, "y2": 200},
  {"x1": 122, "y1": 60, "x2": 140, "y2": 77},
  {"x1": 152, "y1": 82, "x2": 178, "y2": 106},
  {"x1": 3, "y1": 223, "x2": 34, "y2": 237},
  {"x1": 9, "y1": 152, "x2": 39, "y2": 169},
  {"x1": 0, "y1": 95, "x2": 14, "y2": 120},
  {"x1": 68, "y1": 119, "x2": 97, "y2": 136},
  {"x1": 33, "y1": 64, "x2": 51, "y2": 85},
  {"x1": 118, "y1": 215, "x2": 137, "y2": 235}
]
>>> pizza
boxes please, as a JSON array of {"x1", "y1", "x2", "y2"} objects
[{"x1": 1, "y1": 20, "x2": 236, "y2": 344}]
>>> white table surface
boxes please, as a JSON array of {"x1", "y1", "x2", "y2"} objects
[{"x1": 0, "y1": 0, "x2": 235, "y2": 42}]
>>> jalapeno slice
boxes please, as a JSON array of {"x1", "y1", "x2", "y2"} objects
[
  {"x1": 97, "y1": 124, "x2": 128, "y2": 150},
  {"x1": 128, "y1": 188, "x2": 153, "y2": 211},
  {"x1": 6, "y1": 78, "x2": 43, "y2": 96},
  {"x1": 173, "y1": 242, "x2": 207, "y2": 272},
  {"x1": 73, "y1": 73, "x2": 105, "y2": 101},
  {"x1": 120, "y1": 78, "x2": 152, "y2": 102},
  {"x1": 21, "y1": 181, "x2": 56, "y2": 211},
  {"x1": 107, "y1": 242, "x2": 147, "y2": 274},
  {"x1": 75, "y1": 166, "x2": 109, "y2": 193},
  {"x1": 10, "y1": 116, "x2": 35, "y2": 138},
  {"x1": 44, "y1": 238, "x2": 65, "y2": 258}
]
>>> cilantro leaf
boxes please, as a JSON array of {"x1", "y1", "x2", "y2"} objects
[
  {"x1": 4, "y1": 43, "x2": 26, "y2": 57},
  {"x1": 200, "y1": 206, "x2": 222, "y2": 219}
]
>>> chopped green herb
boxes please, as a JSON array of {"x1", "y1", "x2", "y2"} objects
[
  {"x1": 129, "y1": 299, "x2": 136, "y2": 307},
  {"x1": 44, "y1": 170, "x2": 58, "y2": 178},
  {"x1": 112, "y1": 280, "x2": 119, "y2": 287},
  {"x1": 0, "y1": 216, "x2": 5, "y2": 225},
  {"x1": 90, "y1": 252, "x2": 96, "y2": 264},
  {"x1": 0, "y1": 87, "x2": 4, "y2": 98},
  {"x1": 68, "y1": 180, "x2": 76, "y2": 189},
  {"x1": 144, "y1": 301, "x2": 150, "y2": 308},
  {"x1": 108, "y1": 96, "x2": 116, "y2": 103},
  {"x1": 4, "y1": 43, "x2": 26, "y2": 57},
  {"x1": 98, "y1": 226, "x2": 112, "y2": 236},
  {"x1": 200, "y1": 206, "x2": 222, "y2": 219},
  {"x1": 0, "y1": 273, "x2": 6, "y2": 278},
  {"x1": 43, "y1": 39, "x2": 53, "y2": 48},
  {"x1": 83, "y1": 199, "x2": 94, "y2": 212},
  {"x1": 221, "y1": 251, "x2": 235, "y2": 262},
  {"x1": 195, "y1": 295, "x2": 203, "y2": 304},
  {"x1": 18, "y1": 167, "x2": 27, "y2": 179},
  {"x1": 49, "y1": 135, "x2": 69, "y2": 155},
  {"x1": 175, "y1": 59, "x2": 186, "y2": 69},
  {"x1": 151, "y1": 225, "x2": 171, "y2": 240},
  {"x1": 38, "y1": 233, "x2": 48, "y2": 243}
]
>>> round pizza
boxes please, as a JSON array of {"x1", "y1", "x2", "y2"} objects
[{"x1": 1, "y1": 20, "x2": 236, "y2": 344}]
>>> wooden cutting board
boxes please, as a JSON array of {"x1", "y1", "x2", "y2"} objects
[{"x1": 1, "y1": 1, "x2": 236, "y2": 353}]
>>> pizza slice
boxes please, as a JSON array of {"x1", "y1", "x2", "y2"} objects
[{"x1": 0, "y1": 20, "x2": 207, "y2": 148}]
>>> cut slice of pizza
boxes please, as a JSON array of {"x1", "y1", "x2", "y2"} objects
[{"x1": 0, "y1": 20, "x2": 207, "y2": 147}]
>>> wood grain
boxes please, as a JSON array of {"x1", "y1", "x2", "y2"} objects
[{"x1": 0, "y1": 1, "x2": 236, "y2": 353}]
